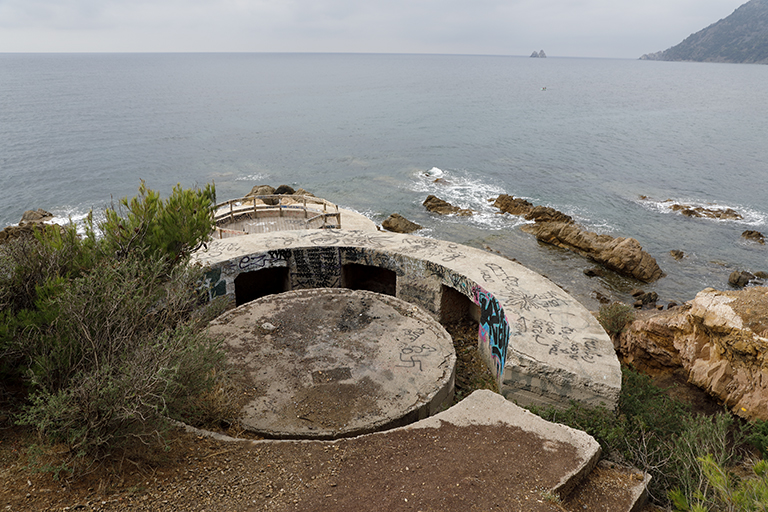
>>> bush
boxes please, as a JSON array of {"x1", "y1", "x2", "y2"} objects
[
  {"x1": 670, "y1": 456, "x2": 768, "y2": 511},
  {"x1": 597, "y1": 302, "x2": 635, "y2": 338},
  {"x1": 529, "y1": 368, "x2": 748, "y2": 507},
  {"x1": 1, "y1": 182, "x2": 228, "y2": 468}
]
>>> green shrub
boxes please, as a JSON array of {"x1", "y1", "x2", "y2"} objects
[
  {"x1": 1, "y1": 182, "x2": 228, "y2": 469},
  {"x1": 101, "y1": 180, "x2": 215, "y2": 264},
  {"x1": 670, "y1": 456, "x2": 768, "y2": 511},
  {"x1": 747, "y1": 420, "x2": 768, "y2": 460},
  {"x1": 597, "y1": 302, "x2": 635, "y2": 338},
  {"x1": 529, "y1": 368, "x2": 749, "y2": 507}
]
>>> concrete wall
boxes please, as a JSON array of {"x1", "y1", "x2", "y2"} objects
[{"x1": 196, "y1": 230, "x2": 621, "y2": 411}]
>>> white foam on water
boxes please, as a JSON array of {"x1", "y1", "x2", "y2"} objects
[
  {"x1": 410, "y1": 167, "x2": 529, "y2": 230},
  {"x1": 636, "y1": 196, "x2": 767, "y2": 226},
  {"x1": 235, "y1": 173, "x2": 269, "y2": 182}
]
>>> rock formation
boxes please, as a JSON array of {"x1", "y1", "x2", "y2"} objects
[
  {"x1": 617, "y1": 287, "x2": 768, "y2": 420},
  {"x1": 743, "y1": 230, "x2": 766, "y2": 244},
  {"x1": 381, "y1": 213, "x2": 422, "y2": 233},
  {"x1": 522, "y1": 222, "x2": 664, "y2": 283},
  {"x1": 0, "y1": 209, "x2": 55, "y2": 245},
  {"x1": 492, "y1": 195, "x2": 663, "y2": 282},
  {"x1": 247, "y1": 185, "x2": 276, "y2": 197},
  {"x1": 530, "y1": 50, "x2": 547, "y2": 58},
  {"x1": 668, "y1": 202, "x2": 743, "y2": 220},
  {"x1": 423, "y1": 195, "x2": 473, "y2": 216}
]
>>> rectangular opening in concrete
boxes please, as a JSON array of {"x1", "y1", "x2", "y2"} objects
[
  {"x1": 439, "y1": 285, "x2": 476, "y2": 324},
  {"x1": 341, "y1": 263, "x2": 396, "y2": 296},
  {"x1": 234, "y1": 267, "x2": 290, "y2": 306}
]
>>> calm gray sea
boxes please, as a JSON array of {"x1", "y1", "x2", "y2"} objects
[{"x1": 1, "y1": 53, "x2": 766, "y2": 307}]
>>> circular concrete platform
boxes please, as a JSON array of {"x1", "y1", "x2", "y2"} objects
[{"x1": 207, "y1": 288, "x2": 456, "y2": 439}]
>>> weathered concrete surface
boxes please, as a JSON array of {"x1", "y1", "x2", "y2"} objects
[
  {"x1": 195, "y1": 230, "x2": 621, "y2": 411},
  {"x1": 207, "y1": 288, "x2": 456, "y2": 439},
  {"x1": 177, "y1": 390, "x2": 648, "y2": 511},
  {"x1": 403, "y1": 389, "x2": 601, "y2": 498}
]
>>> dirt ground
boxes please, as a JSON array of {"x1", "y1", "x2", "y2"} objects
[{"x1": 1, "y1": 320, "x2": 653, "y2": 512}]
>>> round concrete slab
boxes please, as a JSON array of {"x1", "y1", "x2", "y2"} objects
[{"x1": 207, "y1": 288, "x2": 456, "y2": 439}]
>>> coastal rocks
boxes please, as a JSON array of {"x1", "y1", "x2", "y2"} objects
[
  {"x1": 616, "y1": 287, "x2": 768, "y2": 421},
  {"x1": 381, "y1": 213, "x2": 422, "y2": 234},
  {"x1": 493, "y1": 194, "x2": 534, "y2": 216},
  {"x1": 246, "y1": 185, "x2": 315, "y2": 206},
  {"x1": 742, "y1": 230, "x2": 766, "y2": 244},
  {"x1": 20, "y1": 209, "x2": 54, "y2": 223},
  {"x1": 274, "y1": 184, "x2": 296, "y2": 195},
  {"x1": 247, "y1": 185, "x2": 276, "y2": 197},
  {"x1": 729, "y1": 270, "x2": 768, "y2": 288},
  {"x1": 631, "y1": 289, "x2": 659, "y2": 309},
  {"x1": 530, "y1": 50, "x2": 547, "y2": 58},
  {"x1": 423, "y1": 195, "x2": 473, "y2": 216},
  {"x1": 0, "y1": 209, "x2": 55, "y2": 245},
  {"x1": 670, "y1": 250, "x2": 685, "y2": 260},
  {"x1": 492, "y1": 194, "x2": 662, "y2": 282},
  {"x1": 521, "y1": 221, "x2": 665, "y2": 282},
  {"x1": 493, "y1": 195, "x2": 573, "y2": 223},
  {"x1": 667, "y1": 201, "x2": 743, "y2": 220}
]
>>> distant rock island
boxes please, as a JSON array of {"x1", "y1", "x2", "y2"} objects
[
  {"x1": 640, "y1": 0, "x2": 768, "y2": 64},
  {"x1": 530, "y1": 50, "x2": 547, "y2": 58}
]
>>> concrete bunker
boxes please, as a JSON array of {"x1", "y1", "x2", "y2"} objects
[{"x1": 196, "y1": 230, "x2": 622, "y2": 411}]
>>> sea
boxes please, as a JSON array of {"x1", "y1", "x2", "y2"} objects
[{"x1": 1, "y1": 53, "x2": 767, "y2": 309}]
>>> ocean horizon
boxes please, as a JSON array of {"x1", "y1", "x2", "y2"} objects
[{"x1": 2, "y1": 52, "x2": 766, "y2": 309}]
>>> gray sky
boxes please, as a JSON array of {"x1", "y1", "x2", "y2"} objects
[{"x1": 0, "y1": 0, "x2": 748, "y2": 58}]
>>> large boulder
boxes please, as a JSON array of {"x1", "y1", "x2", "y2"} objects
[
  {"x1": 423, "y1": 195, "x2": 472, "y2": 216},
  {"x1": 246, "y1": 185, "x2": 275, "y2": 197},
  {"x1": 617, "y1": 287, "x2": 768, "y2": 420},
  {"x1": 20, "y1": 209, "x2": 53, "y2": 224},
  {"x1": 742, "y1": 230, "x2": 766, "y2": 244},
  {"x1": 381, "y1": 213, "x2": 422, "y2": 233},
  {"x1": 492, "y1": 194, "x2": 534, "y2": 216},
  {"x1": 522, "y1": 221, "x2": 664, "y2": 282},
  {"x1": 1, "y1": 209, "x2": 56, "y2": 245},
  {"x1": 274, "y1": 184, "x2": 296, "y2": 195}
]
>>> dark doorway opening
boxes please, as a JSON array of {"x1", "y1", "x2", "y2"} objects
[
  {"x1": 341, "y1": 264, "x2": 396, "y2": 296},
  {"x1": 234, "y1": 267, "x2": 290, "y2": 306}
]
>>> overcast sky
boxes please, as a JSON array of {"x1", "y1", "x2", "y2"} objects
[{"x1": 0, "y1": 0, "x2": 748, "y2": 58}]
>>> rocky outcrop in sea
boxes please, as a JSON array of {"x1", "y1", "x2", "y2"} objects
[{"x1": 492, "y1": 194, "x2": 663, "y2": 283}]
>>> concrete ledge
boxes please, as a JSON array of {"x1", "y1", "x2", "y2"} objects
[
  {"x1": 404, "y1": 389, "x2": 601, "y2": 498},
  {"x1": 195, "y1": 229, "x2": 621, "y2": 410}
]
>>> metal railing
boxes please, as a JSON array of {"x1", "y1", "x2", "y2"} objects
[{"x1": 213, "y1": 195, "x2": 341, "y2": 238}]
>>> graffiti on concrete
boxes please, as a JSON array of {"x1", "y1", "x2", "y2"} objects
[
  {"x1": 291, "y1": 246, "x2": 341, "y2": 289},
  {"x1": 306, "y1": 231, "x2": 395, "y2": 249},
  {"x1": 397, "y1": 344, "x2": 438, "y2": 371},
  {"x1": 201, "y1": 267, "x2": 227, "y2": 300},
  {"x1": 479, "y1": 262, "x2": 520, "y2": 291},
  {"x1": 396, "y1": 328, "x2": 436, "y2": 371},
  {"x1": 237, "y1": 251, "x2": 289, "y2": 271},
  {"x1": 505, "y1": 289, "x2": 563, "y2": 311},
  {"x1": 547, "y1": 337, "x2": 602, "y2": 363},
  {"x1": 422, "y1": 260, "x2": 476, "y2": 299},
  {"x1": 342, "y1": 247, "x2": 405, "y2": 276},
  {"x1": 474, "y1": 287, "x2": 510, "y2": 379},
  {"x1": 514, "y1": 316, "x2": 602, "y2": 364},
  {"x1": 201, "y1": 241, "x2": 244, "y2": 259}
]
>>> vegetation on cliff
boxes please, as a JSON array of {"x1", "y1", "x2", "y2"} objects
[
  {"x1": 0, "y1": 182, "x2": 232, "y2": 472},
  {"x1": 641, "y1": 0, "x2": 768, "y2": 64}
]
